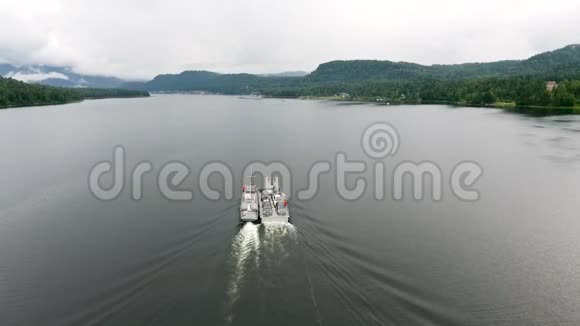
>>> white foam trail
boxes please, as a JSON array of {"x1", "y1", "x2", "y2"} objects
[
  {"x1": 224, "y1": 222, "x2": 297, "y2": 324},
  {"x1": 225, "y1": 223, "x2": 260, "y2": 323},
  {"x1": 249, "y1": 222, "x2": 296, "y2": 283},
  {"x1": 261, "y1": 223, "x2": 297, "y2": 259}
]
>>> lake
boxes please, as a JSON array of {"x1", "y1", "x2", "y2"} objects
[{"x1": 1, "y1": 95, "x2": 579, "y2": 325}]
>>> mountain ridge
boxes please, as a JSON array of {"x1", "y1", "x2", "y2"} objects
[{"x1": 120, "y1": 44, "x2": 580, "y2": 92}]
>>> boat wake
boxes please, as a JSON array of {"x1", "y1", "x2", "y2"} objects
[
  {"x1": 224, "y1": 222, "x2": 296, "y2": 324},
  {"x1": 224, "y1": 222, "x2": 260, "y2": 323},
  {"x1": 259, "y1": 222, "x2": 297, "y2": 268}
]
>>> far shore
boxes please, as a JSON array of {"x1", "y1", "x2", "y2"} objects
[
  {"x1": 282, "y1": 95, "x2": 580, "y2": 115},
  {"x1": 3, "y1": 92, "x2": 579, "y2": 116},
  {"x1": 0, "y1": 94, "x2": 150, "y2": 111}
]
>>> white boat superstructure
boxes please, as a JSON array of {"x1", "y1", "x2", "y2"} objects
[
  {"x1": 240, "y1": 176, "x2": 259, "y2": 223},
  {"x1": 240, "y1": 175, "x2": 289, "y2": 224},
  {"x1": 259, "y1": 176, "x2": 290, "y2": 223}
]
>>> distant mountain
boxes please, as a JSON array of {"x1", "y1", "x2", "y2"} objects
[
  {"x1": 120, "y1": 70, "x2": 301, "y2": 94},
  {"x1": 307, "y1": 44, "x2": 580, "y2": 82},
  {"x1": 121, "y1": 44, "x2": 580, "y2": 94},
  {"x1": 0, "y1": 64, "x2": 125, "y2": 88},
  {"x1": 526, "y1": 44, "x2": 580, "y2": 66},
  {"x1": 0, "y1": 64, "x2": 15, "y2": 76},
  {"x1": 260, "y1": 71, "x2": 309, "y2": 77},
  {"x1": 306, "y1": 60, "x2": 428, "y2": 82}
]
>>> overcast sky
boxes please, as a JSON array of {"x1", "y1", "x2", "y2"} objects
[{"x1": 1, "y1": 0, "x2": 579, "y2": 80}]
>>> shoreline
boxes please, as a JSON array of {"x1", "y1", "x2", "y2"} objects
[
  {"x1": 3, "y1": 92, "x2": 578, "y2": 116},
  {"x1": 279, "y1": 96, "x2": 580, "y2": 115},
  {"x1": 0, "y1": 95, "x2": 150, "y2": 111}
]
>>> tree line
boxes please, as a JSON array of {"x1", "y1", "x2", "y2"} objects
[
  {"x1": 0, "y1": 77, "x2": 149, "y2": 109},
  {"x1": 260, "y1": 77, "x2": 579, "y2": 108}
]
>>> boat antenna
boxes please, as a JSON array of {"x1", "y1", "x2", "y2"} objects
[{"x1": 247, "y1": 167, "x2": 253, "y2": 191}]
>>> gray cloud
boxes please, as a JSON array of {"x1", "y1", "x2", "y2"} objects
[{"x1": 1, "y1": 0, "x2": 579, "y2": 80}]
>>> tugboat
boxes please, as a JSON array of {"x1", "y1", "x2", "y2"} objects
[{"x1": 240, "y1": 175, "x2": 289, "y2": 224}]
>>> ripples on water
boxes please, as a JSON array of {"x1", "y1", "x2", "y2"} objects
[
  {"x1": 291, "y1": 203, "x2": 465, "y2": 326},
  {"x1": 55, "y1": 204, "x2": 237, "y2": 325},
  {"x1": 221, "y1": 204, "x2": 463, "y2": 326},
  {"x1": 3, "y1": 98, "x2": 580, "y2": 325}
]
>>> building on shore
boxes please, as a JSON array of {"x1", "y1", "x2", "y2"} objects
[{"x1": 546, "y1": 81, "x2": 558, "y2": 92}]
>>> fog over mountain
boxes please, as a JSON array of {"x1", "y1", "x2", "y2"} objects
[
  {"x1": 1, "y1": 0, "x2": 579, "y2": 80},
  {"x1": 0, "y1": 64, "x2": 124, "y2": 88}
]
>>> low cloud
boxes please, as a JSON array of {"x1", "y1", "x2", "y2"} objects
[
  {"x1": 4, "y1": 71, "x2": 70, "y2": 83},
  {"x1": 1, "y1": 0, "x2": 579, "y2": 80}
]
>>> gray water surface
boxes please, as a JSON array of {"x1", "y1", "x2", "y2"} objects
[{"x1": 1, "y1": 95, "x2": 579, "y2": 325}]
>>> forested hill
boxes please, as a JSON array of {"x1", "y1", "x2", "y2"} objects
[
  {"x1": 0, "y1": 77, "x2": 150, "y2": 109},
  {"x1": 117, "y1": 44, "x2": 580, "y2": 111},
  {"x1": 307, "y1": 44, "x2": 580, "y2": 82},
  {"x1": 121, "y1": 70, "x2": 303, "y2": 94},
  {"x1": 122, "y1": 44, "x2": 580, "y2": 92}
]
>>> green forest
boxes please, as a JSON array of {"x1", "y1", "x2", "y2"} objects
[
  {"x1": 4, "y1": 44, "x2": 580, "y2": 113},
  {"x1": 259, "y1": 45, "x2": 580, "y2": 112},
  {"x1": 120, "y1": 44, "x2": 580, "y2": 113},
  {"x1": 0, "y1": 77, "x2": 149, "y2": 109},
  {"x1": 261, "y1": 77, "x2": 580, "y2": 110}
]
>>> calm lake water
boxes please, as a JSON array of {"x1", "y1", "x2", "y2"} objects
[{"x1": 1, "y1": 95, "x2": 580, "y2": 325}]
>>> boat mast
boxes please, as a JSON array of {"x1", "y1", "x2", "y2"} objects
[{"x1": 249, "y1": 167, "x2": 253, "y2": 191}]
